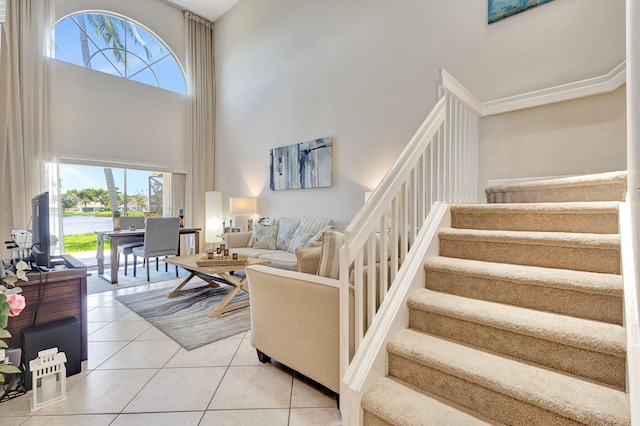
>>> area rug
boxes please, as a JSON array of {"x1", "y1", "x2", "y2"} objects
[
  {"x1": 87, "y1": 268, "x2": 192, "y2": 294},
  {"x1": 115, "y1": 284, "x2": 250, "y2": 350}
]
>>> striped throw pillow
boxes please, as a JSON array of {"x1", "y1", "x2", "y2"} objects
[
  {"x1": 300, "y1": 217, "x2": 333, "y2": 233},
  {"x1": 317, "y1": 230, "x2": 343, "y2": 279}
]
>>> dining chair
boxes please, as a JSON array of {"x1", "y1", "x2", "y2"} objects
[
  {"x1": 116, "y1": 216, "x2": 146, "y2": 276},
  {"x1": 132, "y1": 217, "x2": 180, "y2": 281}
]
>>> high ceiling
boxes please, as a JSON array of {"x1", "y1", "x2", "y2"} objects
[{"x1": 166, "y1": 0, "x2": 240, "y2": 22}]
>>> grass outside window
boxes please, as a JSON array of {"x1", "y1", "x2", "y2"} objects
[{"x1": 64, "y1": 234, "x2": 110, "y2": 253}]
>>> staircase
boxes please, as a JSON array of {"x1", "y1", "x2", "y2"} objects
[{"x1": 361, "y1": 172, "x2": 630, "y2": 425}]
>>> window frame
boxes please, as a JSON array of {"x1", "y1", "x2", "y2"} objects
[{"x1": 51, "y1": 10, "x2": 187, "y2": 94}]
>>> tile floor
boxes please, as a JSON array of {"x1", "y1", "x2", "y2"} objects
[{"x1": 0, "y1": 277, "x2": 342, "y2": 425}]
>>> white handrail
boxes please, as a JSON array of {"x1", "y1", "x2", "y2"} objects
[
  {"x1": 339, "y1": 69, "x2": 481, "y2": 424},
  {"x1": 439, "y1": 68, "x2": 484, "y2": 114}
]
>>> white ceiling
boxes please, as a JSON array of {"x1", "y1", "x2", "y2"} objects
[{"x1": 166, "y1": 0, "x2": 240, "y2": 22}]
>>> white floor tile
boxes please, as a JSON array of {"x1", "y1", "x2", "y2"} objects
[
  {"x1": 101, "y1": 299, "x2": 125, "y2": 307},
  {"x1": 0, "y1": 417, "x2": 29, "y2": 426},
  {"x1": 230, "y1": 337, "x2": 264, "y2": 366},
  {"x1": 0, "y1": 389, "x2": 33, "y2": 417},
  {"x1": 288, "y1": 407, "x2": 342, "y2": 425},
  {"x1": 200, "y1": 408, "x2": 289, "y2": 425},
  {"x1": 87, "y1": 306, "x2": 131, "y2": 322},
  {"x1": 166, "y1": 337, "x2": 242, "y2": 368},
  {"x1": 134, "y1": 326, "x2": 172, "y2": 341},
  {"x1": 66, "y1": 370, "x2": 91, "y2": 389},
  {"x1": 96, "y1": 340, "x2": 180, "y2": 369},
  {"x1": 111, "y1": 411, "x2": 204, "y2": 426},
  {"x1": 86, "y1": 294, "x2": 115, "y2": 308},
  {"x1": 22, "y1": 414, "x2": 118, "y2": 425},
  {"x1": 209, "y1": 365, "x2": 293, "y2": 410},
  {"x1": 87, "y1": 321, "x2": 109, "y2": 334},
  {"x1": 87, "y1": 341, "x2": 129, "y2": 370},
  {"x1": 291, "y1": 375, "x2": 337, "y2": 408},
  {"x1": 88, "y1": 320, "x2": 151, "y2": 342},
  {"x1": 124, "y1": 367, "x2": 226, "y2": 413},
  {"x1": 35, "y1": 369, "x2": 157, "y2": 415},
  {"x1": 114, "y1": 311, "x2": 145, "y2": 322}
]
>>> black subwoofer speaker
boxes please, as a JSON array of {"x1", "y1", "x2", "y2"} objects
[{"x1": 21, "y1": 317, "x2": 82, "y2": 391}]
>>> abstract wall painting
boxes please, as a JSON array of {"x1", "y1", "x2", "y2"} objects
[
  {"x1": 488, "y1": 0, "x2": 554, "y2": 24},
  {"x1": 270, "y1": 137, "x2": 332, "y2": 191}
]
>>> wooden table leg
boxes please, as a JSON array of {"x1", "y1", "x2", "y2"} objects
[
  {"x1": 208, "y1": 273, "x2": 250, "y2": 318},
  {"x1": 167, "y1": 271, "x2": 220, "y2": 298},
  {"x1": 110, "y1": 236, "x2": 119, "y2": 284},
  {"x1": 96, "y1": 232, "x2": 105, "y2": 275}
]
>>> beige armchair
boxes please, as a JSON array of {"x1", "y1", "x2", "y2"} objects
[{"x1": 245, "y1": 263, "x2": 354, "y2": 400}]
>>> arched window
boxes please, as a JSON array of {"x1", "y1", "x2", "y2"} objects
[{"x1": 53, "y1": 12, "x2": 187, "y2": 94}]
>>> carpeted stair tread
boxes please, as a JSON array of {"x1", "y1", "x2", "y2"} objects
[
  {"x1": 423, "y1": 256, "x2": 623, "y2": 324},
  {"x1": 439, "y1": 228, "x2": 620, "y2": 249},
  {"x1": 388, "y1": 329, "x2": 630, "y2": 425},
  {"x1": 486, "y1": 171, "x2": 626, "y2": 194},
  {"x1": 362, "y1": 377, "x2": 496, "y2": 426},
  {"x1": 408, "y1": 289, "x2": 625, "y2": 358},
  {"x1": 438, "y1": 228, "x2": 620, "y2": 274},
  {"x1": 450, "y1": 202, "x2": 619, "y2": 234},
  {"x1": 408, "y1": 289, "x2": 626, "y2": 388},
  {"x1": 485, "y1": 171, "x2": 627, "y2": 203},
  {"x1": 424, "y1": 256, "x2": 622, "y2": 297}
]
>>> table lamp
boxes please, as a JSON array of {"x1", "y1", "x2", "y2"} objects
[{"x1": 229, "y1": 197, "x2": 256, "y2": 232}]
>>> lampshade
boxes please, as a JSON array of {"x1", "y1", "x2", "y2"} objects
[
  {"x1": 205, "y1": 191, "x2": 223, "y2": 243},
  {"x1": 229, "y1": 197, "x2": 256, "y2": 215}
]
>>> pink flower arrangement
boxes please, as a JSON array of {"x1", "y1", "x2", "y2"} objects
[
  {"x1": 0, "y1": 261, "x2": 28, "y2": 382},
  {"x1": 0, "y1": 261, "x2": 28, "y2": 330},
  {"x1": 6, "y1": 293, "x2": 26, "y2": 317}
]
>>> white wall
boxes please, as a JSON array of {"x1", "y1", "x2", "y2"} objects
[
  {"x1": 213, "y1": 0, "x2": 626, "y2": 228},
  {"x1": 53, "y1": 0, "x2": 187, "y2": 171},
  {"x1": 480, "y1": 85, "x2": 627, "y2": 189}
]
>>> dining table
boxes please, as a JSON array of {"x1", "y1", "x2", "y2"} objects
[{"x1": 95, "y1": 227, "x2": 201, "y2": 284}]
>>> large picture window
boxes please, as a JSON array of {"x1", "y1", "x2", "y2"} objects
[
  {"x1": 53, "y1": 12, "x2": 187, "y2": 94},
  {"x1": 58, "y1": 164, "x2": 172, "y2": 258}
]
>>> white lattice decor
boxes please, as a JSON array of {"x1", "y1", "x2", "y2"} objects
[{"x1": 29, "y1": 348, "x2": 67, "y2": 411}]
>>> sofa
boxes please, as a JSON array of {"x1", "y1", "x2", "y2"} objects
[
  {"x1": 224, "y1": 217, "x2": 333, "y2": 270},
  {"x1": 245, "y1": 229, "x2": 354, "y2": 398}
]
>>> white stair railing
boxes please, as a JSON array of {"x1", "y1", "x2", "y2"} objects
[{"x1": 339, "y1": 69, "x2": 482, "y2": 424}]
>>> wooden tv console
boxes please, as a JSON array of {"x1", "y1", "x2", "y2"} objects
[{"x1": 4, "y1": 267, "x2": 88, "y2": 360}]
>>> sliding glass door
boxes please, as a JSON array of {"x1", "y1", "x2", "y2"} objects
[{"x1": 58, "y1": 164, "x2": 171, "y2": 260}]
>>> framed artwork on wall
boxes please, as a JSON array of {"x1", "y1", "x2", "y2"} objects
[
  {"x1": 269, "y1": 137, "x2": 333, "y2": 191},
  {"x1": 488, "y1": 0, "x2": 554, "y2": 24}
]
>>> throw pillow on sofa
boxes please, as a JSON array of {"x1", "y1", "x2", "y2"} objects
[
  {"x1": 300, "y1": 217, "x2": 333, "y2": 233},
  {"x1": 253, "y1": 224, "x2": 279, "y2": 249},
  {"x1": 276, "y1": 217, "x2": 300, "y2": 250},
  {"x1": 287, "y1": 225, "x2": 332, "y2": 253},
  {"x1": 287, "y1": 226, "x2": 317, "y2": 253},
  {"x1": 247, "y1": 217, "x2": 276, "y2": 247},
  {"x1": 317, "y1": 230, "x2": 343, "y2": 279}
]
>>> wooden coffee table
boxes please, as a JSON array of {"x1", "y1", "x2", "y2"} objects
[{"x1": 163, "y1": 254, "x2": 270, "y2": 318}]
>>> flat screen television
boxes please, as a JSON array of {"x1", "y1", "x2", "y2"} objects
[{"x1": 30, "y1": 191, "x2": 51, "y2": 268}]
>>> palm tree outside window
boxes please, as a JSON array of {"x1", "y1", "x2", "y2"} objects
[{"x1": 52, "y1": 11, "x2": 187, "y2": 94}]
